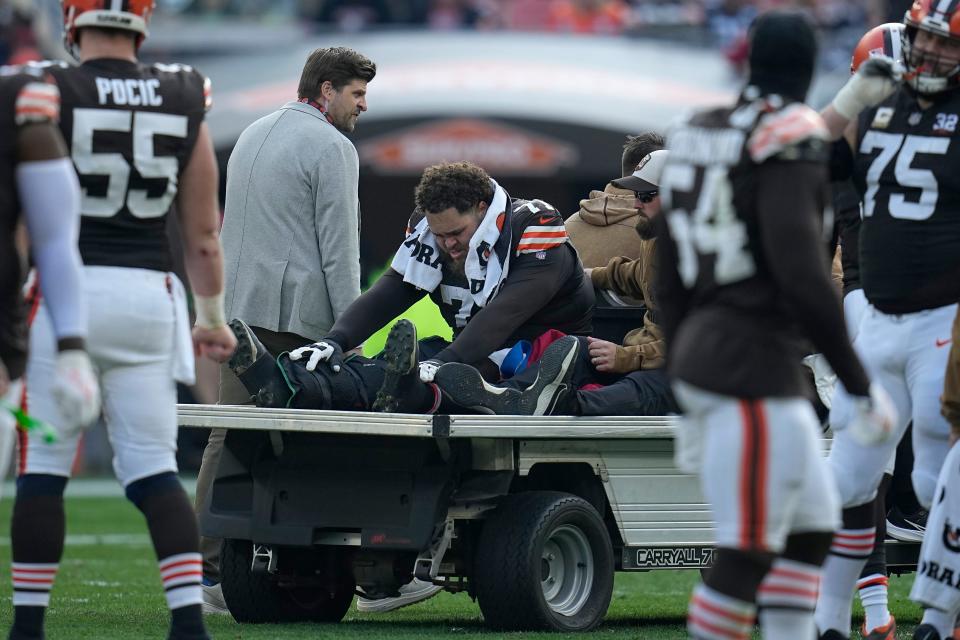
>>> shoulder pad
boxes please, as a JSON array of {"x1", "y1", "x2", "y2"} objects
[
  {"x1": 152, "y1": 62, "x2": 211, "y2": 111},
  {"x1": 747, "y1": 103, "x2": 829, "y2": 163},
  {"x1": 14, "y1": 79, "x2": 60, "y2": 126},
  {"x1": 1, "y1": 60, "x2": 67, "y2": 79},
  {"x1": 511, "y1": 199, "x2": 568, "y2": 255},
  {"x1": 406, "y1": 208, "x2": 425, "y2": 235}
]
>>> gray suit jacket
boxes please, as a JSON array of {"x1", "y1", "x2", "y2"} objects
[{"x1": 222, "y1": 101, "x2": 361, "y2": 341}]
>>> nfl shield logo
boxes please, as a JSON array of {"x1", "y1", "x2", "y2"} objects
[{"x1": 536, "y1": 251, "x2": 546, "y2": 260}]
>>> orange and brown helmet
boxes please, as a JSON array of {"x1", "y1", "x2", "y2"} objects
[
  {"x1": 61, "y1": 0, "x2": 155, "y2": 51},
  {"x1": 902, "y1": 0, "x2": 960, "y2": 93},
  {"x1": 851, "y1": 22, "x2": 905, "y2": 74}
]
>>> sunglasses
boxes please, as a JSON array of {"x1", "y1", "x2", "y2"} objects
[{"x1": 634, "y1": 190, "x2": 658, "y2": 204}]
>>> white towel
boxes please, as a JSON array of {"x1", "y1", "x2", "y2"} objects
[
  {"x1": 391, "y1": 180, "x2": 511, "y2": 308},
  {"x1": 168, "y1": 274, "x2": 196, "y2": 385}
]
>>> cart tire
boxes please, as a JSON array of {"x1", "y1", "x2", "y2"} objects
[
  {"x1": 474, "y1": 491, "x2": 614, "y2": 631},
  {"x1": 220, "y1": 539, "x2": 354, "y2": 623}
]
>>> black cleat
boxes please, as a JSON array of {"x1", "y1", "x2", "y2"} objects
[
  {"x1": 887, "y1": 505, "x2": 928, "y2": 542},
  {"x1": 228, "y1": 318, "x2": 266, "y2": 376},
  {"x1": 373, "y1": 320, "x2": 419, "y2": 413},
  {"x1": 436, "y1": 336, "x2": 580, "y2": 415},
  {"x1": 818, "y1": 630, "x2": 847, "y2": 640},
  {"x1": 227, "y1": 318, "x2": 290, "y2": 407},
  {"x1": 913, "y1": 623, "x2": 947, "y2": 640}
]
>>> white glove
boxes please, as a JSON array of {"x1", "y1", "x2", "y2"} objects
[
  {"x1": 289, "y1": 339, "x2": 344, "y2": 372},
  {"x1": 802, "y1": 353, "x2": 837, "y2": 410},
  {"x1": 849, "y1": 382, "x2": 898, "y2": 446},
  {"x1": 418, "y1": 359, "x2": 441, "y2": 383},
  {"x1": 52, "y1": 350, "x2": 100, "y2": 433},
  {"x1": 832, "y1": 55, "x2": 903, "y2": 120}
]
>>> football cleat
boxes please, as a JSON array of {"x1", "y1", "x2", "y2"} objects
[
  {"x1": 356, "y1": 578, "x2": 441, "y2": 613},
  {"x1": 862, "y1": 615, "x2": 896, "y2": 640},
  {"x1": 886, "y1": 505, "x2": 927, "y2": 542},
  {"x1": 372, "y1": 320, "x2": 419, "y2": 413},
  {"x1": 436, "y1": 336, "x2": 580, "y2": 416},
  {"x1": 913, "y1": 623, "x2": 950, "y2": 640}
]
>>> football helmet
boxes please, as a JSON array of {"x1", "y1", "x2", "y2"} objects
[
  {"x1": 903, "y1": 0, "x2": 960, "y2": 94},
  {"x1": 61, "y1": 0, "x2": 154, "y2": 52},
  {"x1": 851, "y1": 23, "x2": 905, "y2": 74}
]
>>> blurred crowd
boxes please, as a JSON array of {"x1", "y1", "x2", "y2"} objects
[
  {"x1": 180, "y1": 0, "x2": 903, "y2": 44},
  {"x1": 2, "y1": 0, "x2": 911, "y2": 72}
]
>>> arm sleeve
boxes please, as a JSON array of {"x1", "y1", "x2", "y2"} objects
[
  {"x1": 756, "y1": 160, "x2": 870, "y2": 396},
  {"x1": 433, "y1": 246, "x2": 572, "y2": 365},
  {"x1": 324, "y1": 268, "x2": 423, "y2": 350},
  {"x1": 17, "y1": 157, "x2": 87, "y2": 340},
  {"x1": 943, "y1": 310, "x2": 960, "y2": 429},
  {"x1": 653, "y1": 214, "x2": 691, "y2": 354},
  {"x1": 314, "y1": 140, "x2": 362, "y2": 322},
  {"x1": 591, "y1": 256, "x2": 645, "y2": 299}
]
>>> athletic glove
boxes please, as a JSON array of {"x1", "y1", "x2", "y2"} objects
[
  {"x1": 418, "y1": 359, "x2": 442, "y2": 383},
  {"x1": 289, "y1": 339, "x2": 345, "y2": 373},
  {"x1": 832, "y1": 55, "x2": 902, "y2": 120},
  {"x1": 849, "y1": 382, "x2": 897, "y2": 446},
  {"x1": 802, "y1": 353, "x2": 837, "y2": 410},
  {"x1": 53, "y1": 350, "x2": 101, "y2": 433}
]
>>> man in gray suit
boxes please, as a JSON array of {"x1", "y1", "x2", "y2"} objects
[{"x1": 196, "y1": 46, "x2": 376, "y2": 613}]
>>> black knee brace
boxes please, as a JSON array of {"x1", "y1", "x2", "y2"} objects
[
  {"x1": 279, "y1": 353, "x2": 385, "y2": 411},
  {"x1": 704, "y1": 547, "x2": 775, "y2": 603},
  {"x1": 781, "y1": 531, "x2": 834, "y2": 567}
]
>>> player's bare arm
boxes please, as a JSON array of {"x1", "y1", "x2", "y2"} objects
[{"x1": 176, "y1": 122, "x2": 236, "y2": 362}]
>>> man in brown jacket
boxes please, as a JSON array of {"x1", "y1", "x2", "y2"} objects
[
  {"x1": 436, "y1": 152, "x2": 676, "y2": 416},
  {"x1": 566, "y1": 132, "x2": 664, "y2": 270}
]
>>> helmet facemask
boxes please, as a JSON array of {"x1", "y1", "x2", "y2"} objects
[{"x1": 902, "y1": 21, "x2": 960, "y2": 95}]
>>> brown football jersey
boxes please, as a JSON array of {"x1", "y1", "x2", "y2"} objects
[
  {"x1": 657, "y1": 96, "x2": 869, "y2": 398},
  {"x1": 44, "y1": 58, "x2": 210, "y2": 272},
  {"x1": 0, "y1": 67, "x2": 61, "y2": 380}
]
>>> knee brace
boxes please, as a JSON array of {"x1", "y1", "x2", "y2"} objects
[
  {"x1": 705, "y1": 547, "x2": 774, "y2": 603},
  {"x1": 125, "y1": 471, "x2": 181, "y2": 511},
  {"x1": 782, "y1": 531, "x2": 834, "y2": 567},
  {"x1": 16, "y1": 474, "x2": 68, "y2": 498},
  {"x1": 279, "y1": 354, "x2": 382, "y2": 411}
]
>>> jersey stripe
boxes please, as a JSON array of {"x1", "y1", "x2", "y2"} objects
[{"x1": 15, "y1": 82, "x2": 59, "y2": 125}]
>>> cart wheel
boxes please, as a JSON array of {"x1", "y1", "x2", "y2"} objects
[
  {"x1": 220, "y1": 539, "x2": 354, "y2": 623},
  {"x1": 473, "y1": 491, "x2": 614, "y2": 631}
]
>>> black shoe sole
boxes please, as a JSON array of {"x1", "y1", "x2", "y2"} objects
[
  {"x1": 373, "y1": 320, "x2": 418, "y2": 413},
  {"x1": 227, "y1": 318, "x2": 260, "y2": 375},
  {"x1": 518, "y1": 336, "x2": 579, "y2": 415},
  {"x1": 435, "y1": 363, "x2": 522, "y2": 414}
]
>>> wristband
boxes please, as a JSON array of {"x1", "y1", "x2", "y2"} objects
[{"x1": 194, "y1": 292, "x2": 226, "y2": 329}]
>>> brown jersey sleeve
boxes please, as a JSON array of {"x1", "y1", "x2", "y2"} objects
[{"x1": 756, "y1": 159, "x2": 870, "y2": 397}]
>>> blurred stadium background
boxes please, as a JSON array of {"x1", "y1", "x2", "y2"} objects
[{"x1": 2, "y1": 0, "x2": 905, "y2": 477}]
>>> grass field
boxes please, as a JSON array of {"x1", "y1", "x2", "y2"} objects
[{"x1": 0, "y1": 492, "x2": 928, "y2": 639}]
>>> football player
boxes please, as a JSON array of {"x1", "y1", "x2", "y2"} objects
[
  {"x1": 7, "y1": 2, "x2": 235, "y2": 639},
  {"x1": 656, "y1": 11, "x2": 894, "y2": 640},
  {"x1": 813, "y1": 2, "x2": 960, "y2": 637},
  {"x1": 0, "y1": 67, "x2": 99, "y2": 500}
]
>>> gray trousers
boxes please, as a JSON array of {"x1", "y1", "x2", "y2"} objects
[{"x1": 195, "y1": 326, "x2": 308, "y2": 582}]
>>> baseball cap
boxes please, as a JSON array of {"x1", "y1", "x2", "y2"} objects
[{"x1": 612, "y1": 149, "x2": 669, "y2": 193}]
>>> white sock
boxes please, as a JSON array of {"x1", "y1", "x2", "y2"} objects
[
  {"x1": 758, "y1": 558, "x2": 821, "y2": 640},
  {"x1": 688, "y1": 583, "x2": 756, "y2": 640},
  {"x1": 159, "y1": 552, "x2": 203, "y2": 610},
  {"x1": 921, "y1": 606, "x2": 957, "y2": 640},
  {"x1": 814, "y1": 527, "x2": 874, "y2": 635},
  {"x1": 857, "y1": 573, "x2": 890, "y2": 632}
]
